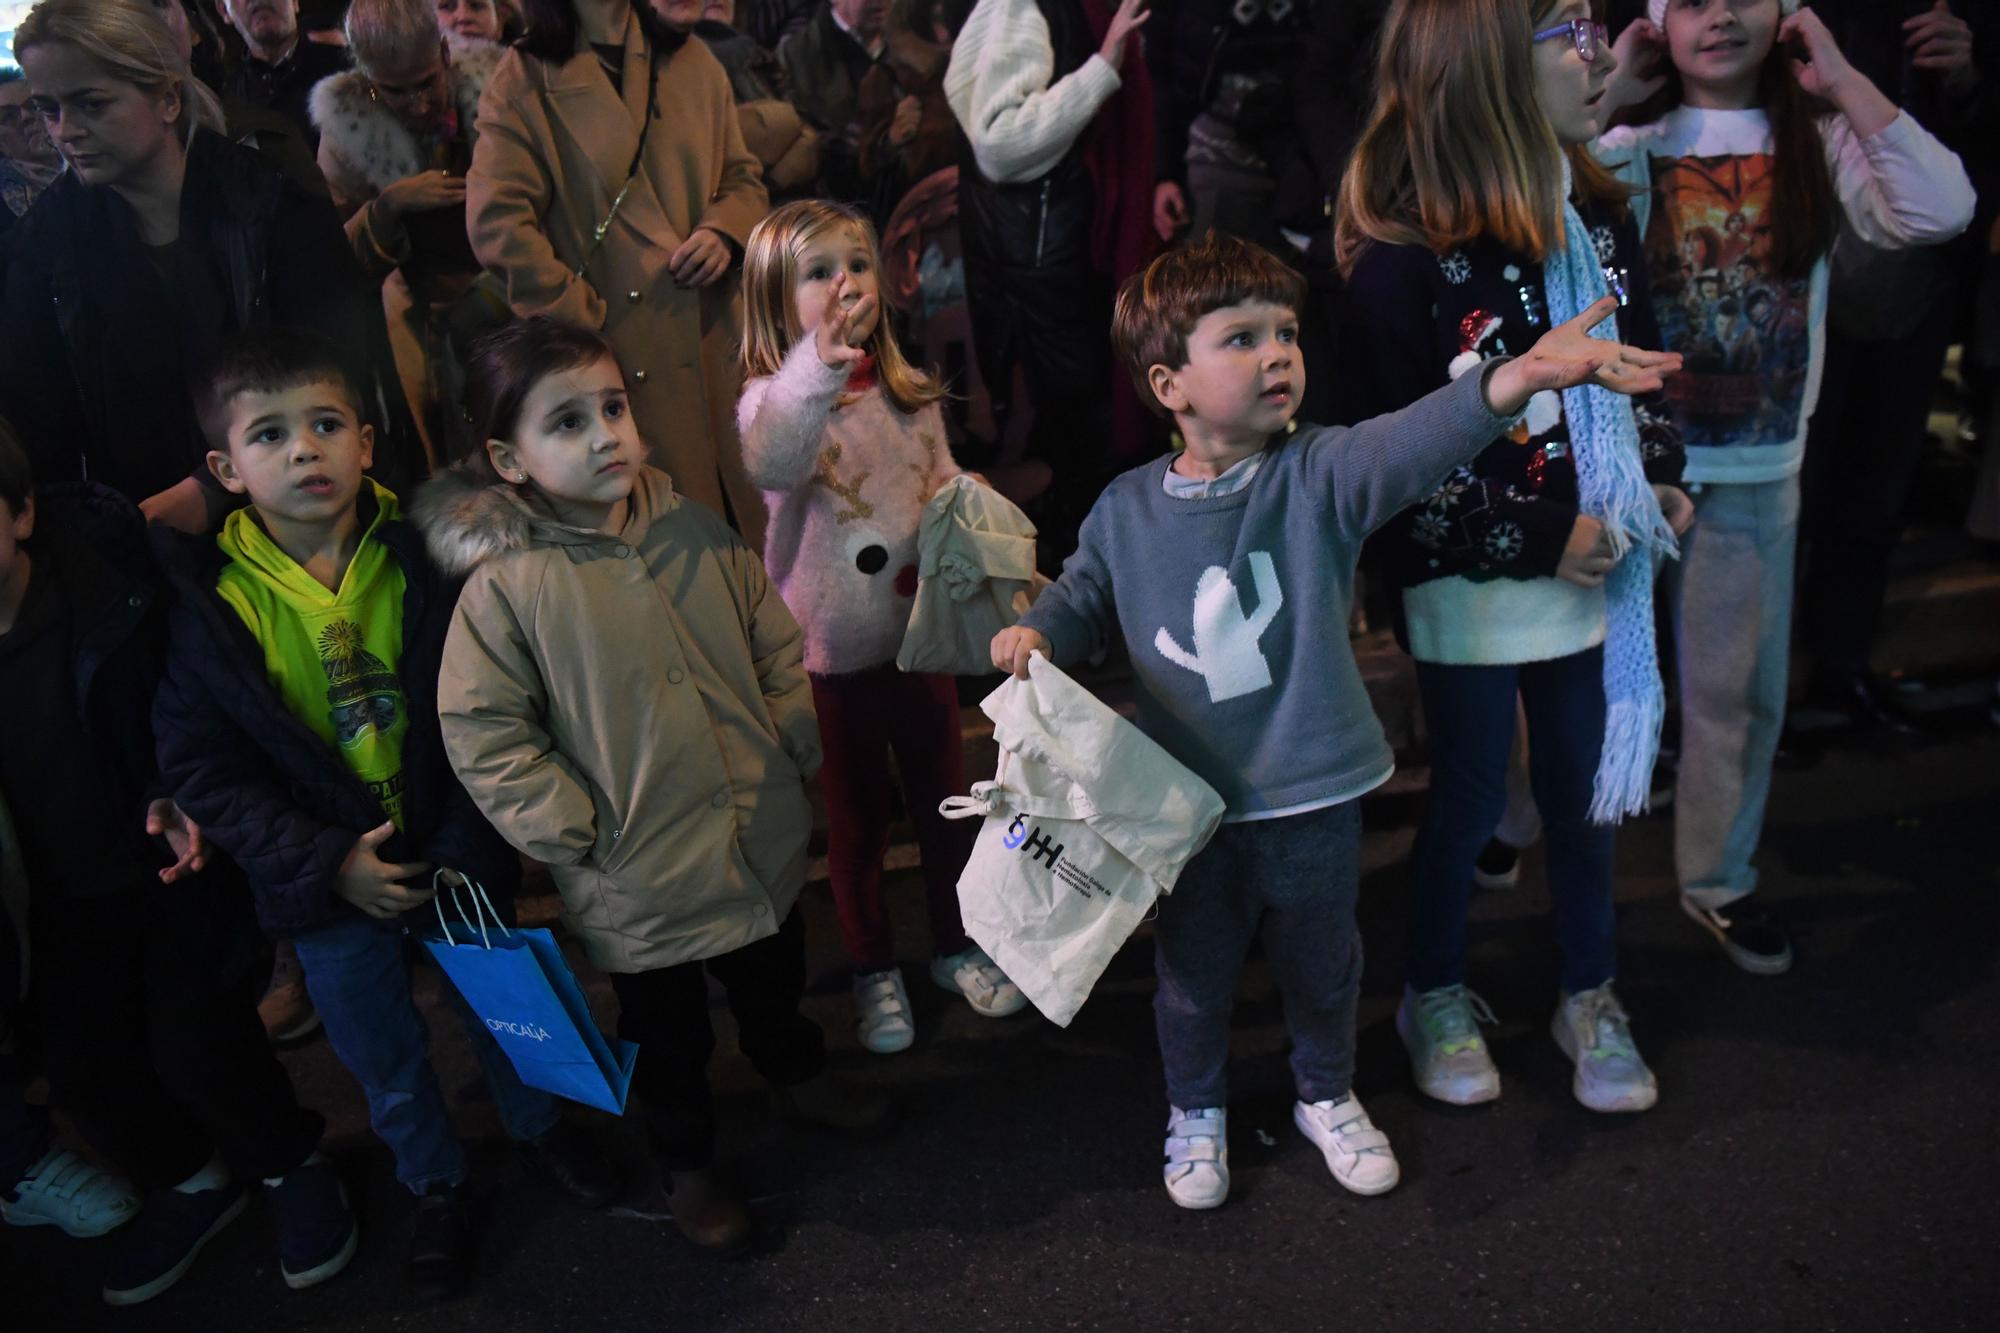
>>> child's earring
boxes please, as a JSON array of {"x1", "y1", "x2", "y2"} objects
[{"x1": 511, "y1": 471, "x2": 528, "y2": 483}]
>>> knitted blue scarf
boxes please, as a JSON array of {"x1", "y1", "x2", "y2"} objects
[{"x1": 1542, "y1": 161, "x2": 1679, "y2": 822}]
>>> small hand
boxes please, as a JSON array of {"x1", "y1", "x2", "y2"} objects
[
  {"x1": 1555, "y1": 514, "x2": 1619, "y2": 589},
  {"x1": 138, "y1": 477, "x2": 215, "y2": 535},
  {"x1": 1097, "y1": 0, "x2": 1150, "y2": 70},
  {"x1": 1779, "y1": 7, "x2": 1859, "y2": 101},
  {"x1": 1653, "y1": 483, "x2": 1695, "y2": 536},
  {"x1": 668, "y1": 227, "x2": 733, "y2": 287},
  {"x1": 334, "y1": 821, "x2": 436, "y2": 920},
  {"x1": 1152, "y1": 180, "x2": 1189, "y2": 243},
  {"x1": 375, "y1": 170, "x2": 467, "y2": 221},
  {"x1": 1604, "y1": 18, "x2": 1667, "y2": 114},
  {"x1": 1486, "y1": 297, "x2": 1683, "y2": 414},
  {"x1": 814, "y1": 271, "x2": 877, "y2": 368},
  {"x1": 146, "y1": 798, "x2": 208, "y2": 884},
  {"x1": 1904, "y1": 1, "x2": 1976, "y2": 81},
  {"x1": 888, "y1": 94, "x2": 923, "y2": 148},
  {"x1": 990, "y1": 625, "x2": 1049, "y2": 679}
]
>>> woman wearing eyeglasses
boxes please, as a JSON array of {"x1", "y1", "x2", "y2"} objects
[
  {"x1": 1334, "y1": 0, "x2": 1693, "y2": 1115},
  {"x1": 311, "y1": 0, "x2": 507, "y2": 467},
  {"x1": 465, "y1": 0, "x2": 771, "y2": 544}
]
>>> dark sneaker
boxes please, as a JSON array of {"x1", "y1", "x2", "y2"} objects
[
  {"x1": 264, "y1": 1155, "x2": 357, "y2": 1290},
  {"x1": 258, "y1": 940, "x2": 321, "y2": 1045},
  {"x1": 1471, "y1": 838, "x2": 1520, "y2": 891},
  {"x1": 518, "y1": 1121, "x2": 621, "y2": 1210},
  {"x1": 1681, "y1": 896, "x2": 1793, "y2": 975},
  {"x1": 777, "y1": 1072, "x2": 893, "y2": 1132},
  {"x1": 663, "y1": 1167, "x2": 753, "y2": 1256},
  {"x1": 407, "y1": 1184, "x2": 475, "y2": 1300},
  {"x1": 102, "y1": 1182, "x2": 249, "y2": 1306}
]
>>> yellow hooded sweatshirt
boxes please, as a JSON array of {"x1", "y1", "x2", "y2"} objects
[{"x1": 215, "y1": 481, "x2": 411, "y2": 827}]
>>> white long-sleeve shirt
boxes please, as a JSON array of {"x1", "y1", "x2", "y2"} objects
[{"x1": 943, "y1": 0, "x2": 1121, "y2": 185}]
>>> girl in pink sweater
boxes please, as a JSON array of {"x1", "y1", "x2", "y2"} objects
[{"x1": 739, "y1": 200, "x2": 1027, "y2": 1054}]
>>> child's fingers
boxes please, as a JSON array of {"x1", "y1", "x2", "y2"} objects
[
  {"x1": 1620, "y1": 346, "x2": 1683, "y2": 370},
  {"x1": 380, "y1": 858, "x2": 435, "y2": 883}
]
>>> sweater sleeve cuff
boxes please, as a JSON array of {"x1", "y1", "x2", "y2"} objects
[{"x1": 1474, "y1": 357, "x2": 1528, "y2": 433}]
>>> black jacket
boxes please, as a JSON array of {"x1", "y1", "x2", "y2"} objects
[
  {"x1": 152, "y1": 494, "x2": 518, "y2": 938},
  {"x1": 1337, "y1": 196, "x2": 1685, "y2": 590},
  {"x1": 0, "y1": 128, "x2": 414, "y2": 510},
  {"x1": 1143, "y1": 0, "x2": 1316, "y2": 185},
  {"x1": 224, "y1": 36, "x2": 352, "y2": 154}
]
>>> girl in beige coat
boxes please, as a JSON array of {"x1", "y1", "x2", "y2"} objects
[
  {"x1": 416, "y1": 318, "x2": 886, "y2": 1255},
  {"x1": 466, "y1": 0, "x2": 771, "y2": 547}
]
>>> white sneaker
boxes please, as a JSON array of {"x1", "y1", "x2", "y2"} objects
[
  {"x1": 1293, "y1": 1094, "x2": 1400, "y2": 1196},
  {"x1": 852, "y1": 968, "x2": 915, "y2": 1054},
  {"x1": 929, "y1": 946, "x2": 1028, "y2": 1018},
  {"x1": 1, "y1": 1147, "x2": 141, "y2": 1237},
  {"x1": 1551, "y1": 983, "x2": 1658, "y2": 1113},
  {"x1": 1162, "y1": 1105, "x2": 1228, "y2": 1210},
  {"x1": 1397, "y1": 984, "x2": 1502, "y2": 1105}
]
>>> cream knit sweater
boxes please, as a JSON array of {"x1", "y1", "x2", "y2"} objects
[
  {"x1": 739, "y1": 338, "x2": 962, "y2": 675},
  {"x1": 943, "y1": 0, "x2": 1122, "y2": 185}
]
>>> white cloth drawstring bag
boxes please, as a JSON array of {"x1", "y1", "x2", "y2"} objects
[
  {"x1": 898, "y1": 475, "x2": 1049, "y2": 676},
  {"x1": 941, "y1": 655, "x2": 1225, "y2": 1025}
]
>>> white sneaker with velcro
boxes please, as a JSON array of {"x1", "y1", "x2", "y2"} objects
[
  {"x1": 1, "y1": 1147, "x2": 140, "y2": 1237},
  {"x1": 852, "y1": 968, "x2": 916, "y2": 1054},
  {"x1": 1293, "y1": 1094, "x2": 1400, "y2": 1196},
  {"x1": 1162, "y1": 1105, "x2": 1228, "y2": 1210}
]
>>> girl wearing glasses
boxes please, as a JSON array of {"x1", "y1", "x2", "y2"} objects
[
  {"x1": 1334, "y1": 0, "x2": 1691, "y2": 1116},
  {"x1": 1593, "y1": 0, "x2": 1974, "y2": 977}
]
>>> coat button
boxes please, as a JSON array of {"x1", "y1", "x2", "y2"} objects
[
  {"x1": 634, "y1": 369, "x2": 648, "y2": 383},
  {"x1": 711, "y1": 789, "x2": 729, "y2": 809},
  {"x1": 752, "y1": 902, "x2": 768, "y2": 916},
  {"x1": 668, "y1": 668, "x2": 685, "y2": 684},
  {"x1": 627, "y1": 290, "x2": 641, "y2": 302},
  {"x1": 613, "y1": 544, "x2": 632, "y2": 558},
  {"x1": 611, "y1": 828, "x2": 622, "y2": 839}
]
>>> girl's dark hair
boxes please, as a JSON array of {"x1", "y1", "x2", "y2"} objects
[
  {"x1": 515, "y1": 0, "x2": 681, "y2": 61},
  {"x1": 1613, "y1": 46, "x2": 1836, "y2": 280},
  {"x1": 464, "y1": 317, "x2": 625, "y2": 478},
  {"x1": 0, "y1": 415, "x2": 32, "y2": 516}
]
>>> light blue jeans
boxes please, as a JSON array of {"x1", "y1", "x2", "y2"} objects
[
  {"x1": 1664, "y1": 474, "x2": 1801, "y2": 910},
  {"x1": 292, "y1": 911, "x2": 561, "y2": 1194}
]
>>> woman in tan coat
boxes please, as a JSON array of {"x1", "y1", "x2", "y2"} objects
[{"x1": 467, "y1": 0, "x2": 771, "y2": 545}]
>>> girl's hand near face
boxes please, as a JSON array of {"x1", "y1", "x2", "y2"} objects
[
  {"x1": 1485, "y1": 297, "x2": 1684, "y2": 415},
  {"x1": 1603, "y1": 18, "x2": 1667, "y2": 116},
  {"x1": 1779, "y1": 6, "x2": 1897, "y2": 135},
  {"x1": 814, "y1": 271, "x2": 877, "y2": 369}
]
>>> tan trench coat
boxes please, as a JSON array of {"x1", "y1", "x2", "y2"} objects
[
  {"x1": 418, "y1": 465, "x2": 822, "y2": 973},
  {"x1": 467, "y1": 16, "x2": 771, "y2": 548}
]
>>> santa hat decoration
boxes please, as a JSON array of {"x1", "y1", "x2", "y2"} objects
[
  {"x1": 1447, "y1": 310, "x2": 1505, "y2": 382},
  {"x1": 1646, "y1": 0, "x2": 1797, "y2": 27}
]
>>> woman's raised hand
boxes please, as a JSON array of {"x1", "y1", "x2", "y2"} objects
[
  {"x1": 1485, "y1": 296, "x2": 1683, "y2": 415},
  {"x1": 1098, "y1": 0, "x2": 1150, "y2": 71},
  {"x1": 815, "y1": 272, "x2": 876, "y2": 369}
]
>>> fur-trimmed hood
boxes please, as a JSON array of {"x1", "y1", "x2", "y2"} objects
[
  {"x1": 410, "y1": 460, "x2": 679, "y2": 578},
  {"x1": 309, "y1": 40, "x2": 501, "y2": 190}
]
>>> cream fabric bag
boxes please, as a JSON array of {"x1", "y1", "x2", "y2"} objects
[{"x1": 898, "y1": 475, "x2": 1047, "y2": 676}]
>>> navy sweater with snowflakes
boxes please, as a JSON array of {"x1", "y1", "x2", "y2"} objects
[
  {"x1": 1018, "y1": 367, "x2": 1518, "y2": 816},
  {"x1": 1334, "y1": 196, "x2": 1684, "y2": 665}
]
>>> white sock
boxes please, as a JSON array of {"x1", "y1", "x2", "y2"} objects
[
  {"x1": 173, "y1": 1153, "x2": 230, "y2": 1195},
  {"x1": 262, "y1": 1151, "x2": 326, "y2": 1188}
]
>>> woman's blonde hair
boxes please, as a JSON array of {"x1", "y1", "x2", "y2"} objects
[
  {"x1": 1334, "y1": 0, "x2": 1626, "y2": 277},
  {"x1": 741, "y1": 199, "x2": 946, "y2": 414},
  {"x1": 14, "y1": 0, "x2": 226, "y2": 143}
]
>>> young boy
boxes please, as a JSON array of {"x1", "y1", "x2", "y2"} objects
[
  {"x1": 153, "y1": 331, "x2": 620, "y2": 1298},
  {"x1": 0, "y1": 421, "x2": 347, "y2": 1306},
  {"x1": 990, "y1": 232, "x2": 1677, "y2": 1209}
]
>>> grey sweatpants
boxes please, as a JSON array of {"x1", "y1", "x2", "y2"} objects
[{"x1": 1153, "y1": 800, "x2": 1362, "y2": 1110}]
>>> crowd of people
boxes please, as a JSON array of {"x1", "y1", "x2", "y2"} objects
[{"x1": 0, "y1": 0, "x2": 1992, "y2": 1311}]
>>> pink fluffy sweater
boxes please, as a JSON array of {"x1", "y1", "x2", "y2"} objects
[{"x1": 738, "y1": 337, "x2": 961, "y2": 675}]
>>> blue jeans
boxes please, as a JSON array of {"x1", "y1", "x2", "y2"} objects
[
  {"x1": 1664, "y1": 476, "x2": 1799, "y2": 909},
  {"x1": 1408, "y1": 646, "x2": 1618, "y2": 997},
  {"x1": 292, "y1": 910, "x2": 561, "y2": 1195}
]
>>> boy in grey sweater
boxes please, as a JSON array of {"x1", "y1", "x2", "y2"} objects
[{"x1": 991, "y1": 231, "x2": 1679, "y2": 1210}]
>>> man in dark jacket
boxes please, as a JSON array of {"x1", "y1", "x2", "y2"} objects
[
  {"x1": 0, "y1": 440, "x2": 347, "y2": 1306},
  {"x1": 216, "y1": 0, "x2": 352, "y2": 152},
  {"x1": 781, "y1": 0, "x2": 935, "y2": 221}
]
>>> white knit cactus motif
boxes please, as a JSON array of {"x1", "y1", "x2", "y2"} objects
[{"x1": 1153, "y1": 551, "x2": 1285, "y2": 703}]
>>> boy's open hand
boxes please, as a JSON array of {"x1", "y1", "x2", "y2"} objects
[
  {"x1": 991, "y1": 625, "x2": 1049, "y2": 679},
  {"x1": 146, "y1": 798, "x2": 207, "y2": 884},
  {"x1": 815, "y1": 271, "x2": 877, "y2": 369},
  {"x1": 335, "y1": 821, "x2": 436, "y2": 920},
  {"x1": 1486, "y1": 297, "x2": 1683, "y2": 415}
]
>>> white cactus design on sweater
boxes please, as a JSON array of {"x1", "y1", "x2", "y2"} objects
[{"x1": 1153, "y1": 551, "x2": 1285, "y2": 703}]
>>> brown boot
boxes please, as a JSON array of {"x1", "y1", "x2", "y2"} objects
[
  {"x1": 776, "y1": 1072, "x2": 894, "y2": 1132},
  {"x1": 663, "y1": 1168, "x2": 752, "y2": 1255}
]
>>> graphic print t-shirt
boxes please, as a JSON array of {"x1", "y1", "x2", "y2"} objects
[{"x1": 215, "y1": 482, "x2": 411, "y2": 827}]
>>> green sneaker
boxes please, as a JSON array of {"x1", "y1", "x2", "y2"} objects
[
  {"x1": 1396, "y1": 984, "x2": 1501, "y2": 1106},
  {"x1": 1551, "y1": 983, "x2": 1658, "y2": 1113}
]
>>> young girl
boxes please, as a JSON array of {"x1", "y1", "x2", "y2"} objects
[
  {"x1": 737, "y1": 199, "x2": 1026, "y2": 1055},
  {"x1": 417, "y1": 317, "x2": 889, "y2": 1256},
  {"x1": 1335, "y1": 0, "x2": 1691, "y2": 1114},
  {"x1": 1595, "y1": 0, "x2": 1975, "y2": 974}
]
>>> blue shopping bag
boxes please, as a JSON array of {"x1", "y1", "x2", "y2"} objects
[{"x1": 420, "y1": 879, "x2": 637, "y2": 1115}]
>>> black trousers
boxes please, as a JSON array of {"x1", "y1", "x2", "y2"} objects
[
  {"x1": 27, "y1": 874, "x2": 324, "y2": 1190},
  {"x1": 608, "y1": 906, "x2": 827, "y2": 1170}
]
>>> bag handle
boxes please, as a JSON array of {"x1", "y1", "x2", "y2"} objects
[
  {"x1": 937, "y1": 780, "x2": 1095, "y2": 823},
  {"x1": 430, "y1": 871, "x2": 513, "y2": 950}
]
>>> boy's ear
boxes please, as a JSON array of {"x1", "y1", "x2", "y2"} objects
[
  {"x1": 485, "y1": 438, "x2": 523, "y2": 483},
  {"x1": 1147, "y1": 363, "x2": 1190, "y2": 415},
  {"x1": 205, "y1": 449, "x2": 250, "y2": 496},
  {"x1": 9, "y1": 494, "x2": 34, "y2": 543},
  {"x1": 357, "y1": 422, "x2": 376, "y2": 474}
]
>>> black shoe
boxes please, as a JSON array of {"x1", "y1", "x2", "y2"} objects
[
  {"x1": 1471, "y1": 838, "x2": 1520, "y2": 891},
  {"x1": 517, "y1": 1121, "x2": 621, "y2": 1210},
  {"x1": 264, "y1": 1155, "x2": 357, "y2": 1290},
  {"x1": 1680, "y1": 896, "x2": 1793, "y2": 975},
  {"x1": 1790, "y1": 673, "x2": 1921, "y2": 742},
  {"x1": 407, "y1": 1184, "x2": 475, "y2": 1300},
  {"x1": 102, "y1": 1181, "x2": 249, "y2": 1306}
]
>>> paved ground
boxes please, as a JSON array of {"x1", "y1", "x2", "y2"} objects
[{"x1": 6, "y1": 704, "x2": 1997, "y2": 1331}]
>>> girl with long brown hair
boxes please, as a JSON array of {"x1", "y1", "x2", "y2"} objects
[
  {"x1": 1593, "y1": 0, "x2": 1974, "y2": 976},
  {"x1": 1335, "y1": 0, "x2": 1691, "y2": 1117}
]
